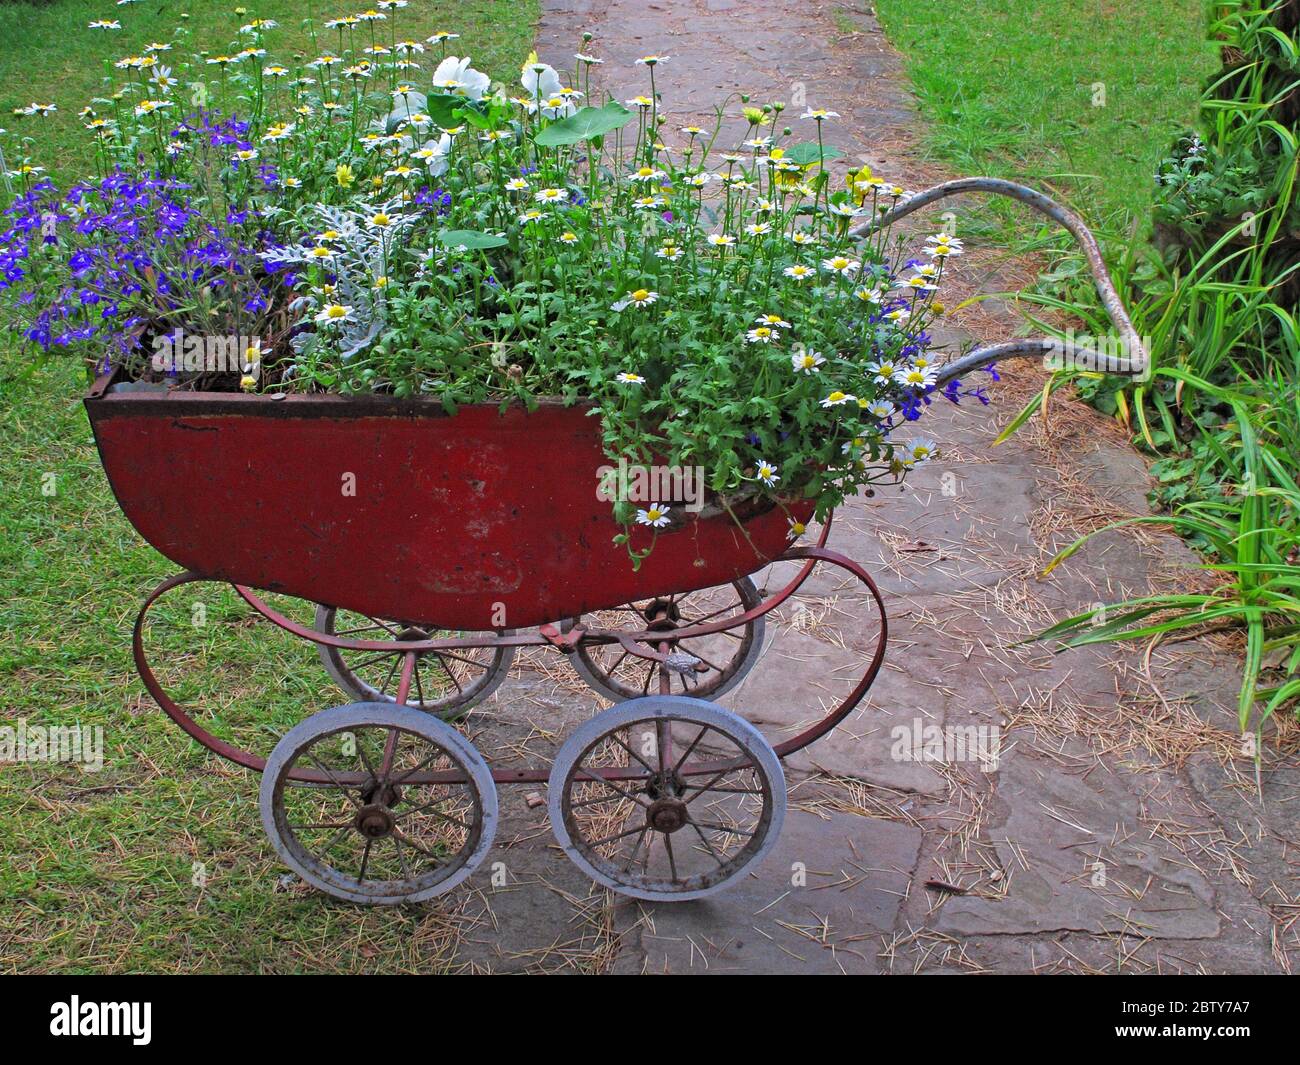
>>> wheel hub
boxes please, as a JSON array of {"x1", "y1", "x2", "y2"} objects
[
  {"x1": 646, "y1": 797, "x2": 689, "y2": 834},
  {"x1": 644, "y1": 599, "x2": 681, "y2": 627},
  {"x1": 354, "y1": 802, "x2": 396, "y2": 839}
]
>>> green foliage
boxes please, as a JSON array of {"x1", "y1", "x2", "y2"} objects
[
  {"x1": 1019, "y1": 2, "x2": 1300, "y2": 730},
  {"x1": 532, "y1": 100, "x2": 632, "y2": 145}
]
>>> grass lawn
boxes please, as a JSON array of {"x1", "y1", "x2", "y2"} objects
[
  {"x1": 0, "y1": 0, "x2": 537, "y2": 181},
  {"x1": 871, "y1": 0, "x2": 1219, "y2": 232},
  {"x1": 0, "y1": 0, "x2": 537, "y2": 974}
]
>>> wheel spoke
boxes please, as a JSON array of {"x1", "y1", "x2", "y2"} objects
[
  {"x1": 587, "y1": 824, "x2": 649, "y2": 850},
  {"x1": 603, "y1": 649, "x2": 632, "y2": 676},
  {"x1": 358, "y1": 837, "x2": 373, "y2": 883},
  {"x1": 354, "y1": 738, "x2": 380, "y2": 782},
  {"x1": 391, "y1": 826, "x2": 442, "y2": 862},
  {"x1": 302, "y1": 751, "x2": 364, "y2": 806},
  {"x1": 378, "y1": 727, "x2": 401, "y2": 784},
  {"x1": 390, "y1": 745, "x2": 449, "y2": 786},
  {"x1": 334, "y1": 623, "x2": 390, "y2": 637},
  {"x1": 672, "y1": 726, "x2": 710, "y2": 774},
  {"x1": 399, "y1": 797, "x2": 473, "y2": 830},
  {"x1": 378, "y1": 654, "x2": 401, "y2": 696},
  {"x1": 579, "y1": 773, "x2": 652, "y2": 810},
  {"x1": 620, "y1": 828, "x2": 649, "y2": 872},
  {"x1": 570, "y1": 792, "x2": 628, "y2": 811},
  {"x1": 432, "y1": 649, "x2": 490, "y2": 671},
  {"x1": 684, "y1": 764, "x2": 755, "y2": 804},
  {"x1": 689, "y1": 818, "x2": 755, "y2": 837},
  {"x1": 320, "y1": 823, "x2": 354, "y2": 854},
  {"x1": 608, "y1": 733, "x2": 658, "y2": 777},
  {"x1": 366, "y1": 616, "x2": 401, "y2": 637},
  {"x1": 412, "y1": 660, "x2": 426, "y2": 707},
  {"x1": 345, "y1": 650, "x2": 399, "y2": 673},
  {"x1": 432, "y1": 653, "x2": 465, "y2": 695},
  {"x1": 392, "y1": 833, "x2": 413, "y2": 880},
  {"x1": 680, "y1": 646, "x2": 727, "y2": 674},
  {"x1": 685, "y1": 602, "x2": 743, "y2": 626},
  {"x1": 664, "y1": 832, "x2": 680, "y2": 882},
  {"x1": 690, "y1": 821, "x2": 728, "y2": 867}
]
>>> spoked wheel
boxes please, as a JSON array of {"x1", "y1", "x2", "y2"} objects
[
  {"x1": 261, "y1": 703, "x2": 497, "y2": 904},
  {"x1": 314, "y1": 605, "x2": 513, "y2": 719},
  {"x1": 548, "y1": 696, "x2": 785, "y2": 901},
  {"x1": 565, "y1": 578, "x2": 766, "y2": 702}
]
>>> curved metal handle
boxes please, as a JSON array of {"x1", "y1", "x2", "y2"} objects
[{"x1": 849, "y1": 177, "x2": 1149, "y2": 386}]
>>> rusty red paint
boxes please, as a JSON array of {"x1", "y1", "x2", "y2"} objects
[{"x1": 87, "y1": 373, "x2": 813, "y2": 630}]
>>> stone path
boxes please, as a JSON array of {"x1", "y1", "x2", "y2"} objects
[{"x1": 436, "y1": 0, "x2": 1298, "y2": 973}]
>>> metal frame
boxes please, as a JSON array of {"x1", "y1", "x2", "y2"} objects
[
  {"x1": 132, "y1": 533, "x2": 887, "y2": 788},
  {"x1": 851, "y1": 177, "x2": 1150, "y2": 385}
]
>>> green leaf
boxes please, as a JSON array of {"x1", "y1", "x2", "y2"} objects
[
  {"x1": 534, "y1": 101, "x2": 633, "y2": 146},
  {"x1": 426, "y1": 93, "x2": 480, "y2": 128},
  {"x1": 782, "y1": 142, "x2": 845, "y2": 166},
  {"x1": 438, "y1": 229, "x2": 508, "y2": 250}
]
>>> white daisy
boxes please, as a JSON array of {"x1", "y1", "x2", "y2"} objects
[
  {"x1": 754, "y1": 460, "x2": 780, "y2": 487},
  {"x1": 898, "y1": 366, "x2": 937, "y2": 390},
  {"x1": 821, "y1": 255, "x2": 859, "y2": 276},
  {"x1": 611, "y1": 288, "x2": 658, "y2": 311},
  {"x1": 315, "y1": 303, "x2": 356, "y2": 326},
  {"x1": 791, "y1": 349, "x2": 825, "y2": 374},
  {"x1": 905, "y1": 439, "x2": 937, "y2": 466},
  {"x1": 636, "y1": 504, "x2": 672, "y2": 528}
]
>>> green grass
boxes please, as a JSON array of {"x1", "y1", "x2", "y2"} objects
[
  {"x1": 0, "y1": 0, "x2": 537, "y2": 181},
  {"x1": 873, "y1": 0, "x2": 1218, "y2": 231},
  {"x1": 0, "y1": 0, "x2": 538, "y2": 974}
]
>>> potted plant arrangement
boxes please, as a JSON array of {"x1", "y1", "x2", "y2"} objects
[{"x1": 1, "y1": 12, "x2": 973, "y2": 601}]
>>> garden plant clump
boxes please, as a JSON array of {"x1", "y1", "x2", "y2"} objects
[
  {"x1": 0, "y1": 7, "x2": 984, "y2": 547},
  {"x1": 1024, "y1": 0, "x2": 1299, "y2": 731}
]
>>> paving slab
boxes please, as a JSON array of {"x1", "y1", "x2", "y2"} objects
[
  {"x1": 612, "y1": 810, "x2": 922, "y2": 973},
  {"x1": 934, "y1": 743, "x2": 1221, "y2": 939},
  {"x1": 720, "y1": 626, "x2": 949, "y2": 794}
]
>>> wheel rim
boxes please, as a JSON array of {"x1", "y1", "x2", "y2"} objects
[
  {"x1": 567, "y1": 578, "x2": 766, "y2": 702},
  {"x1": 314, "y1": 606, "x2": 514, "y2": 719},
  {"x1": 548, "y1": 696, "x2": 785, "y2": 901},
  {"x1": 261, "y1": 703, "x2": 497, "y2": 904}
]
